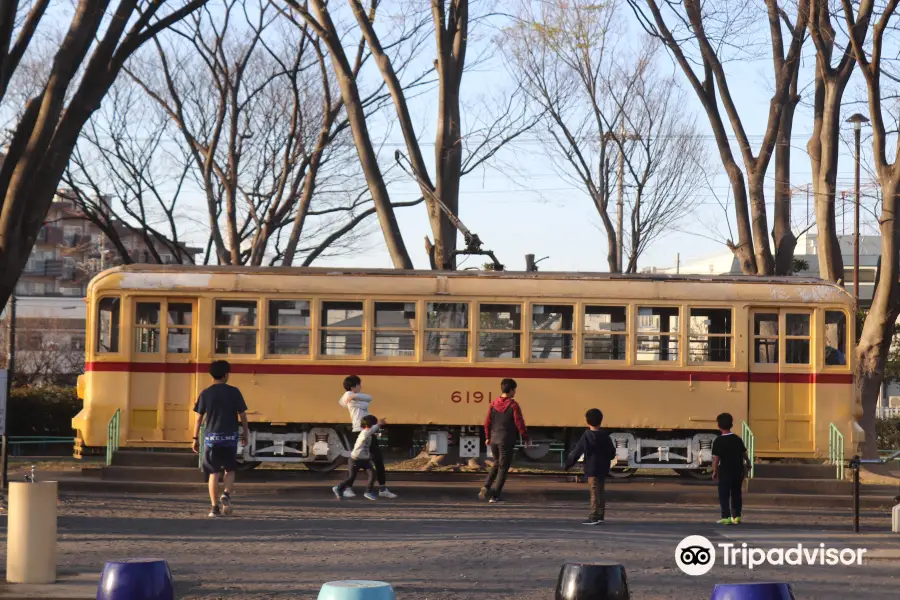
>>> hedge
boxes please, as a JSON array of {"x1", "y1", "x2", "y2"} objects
[
  {"x1": 876, "y1": 418, "x2": 900, "y2": 451},
  {"x1": 5, "y1": 386, "x2": 79, "y2": 437}
]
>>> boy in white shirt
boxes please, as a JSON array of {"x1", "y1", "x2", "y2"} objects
[
  {"x1": 333, "y1": 415, "x2": 385, "y2": 500},
  {"x1": 337, "y1": 375, "x2": 397, "y2": 498}
]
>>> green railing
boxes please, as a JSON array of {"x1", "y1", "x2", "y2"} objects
[
  {"x1": 106, "y1": 409, "x2": 121, "y2": 466},
  {"x1": 829, "y1": 423, "x2": 845, "y2": 480},
  {"x1": 741, "y1": 421, "x2": 755, "y2": 479}
]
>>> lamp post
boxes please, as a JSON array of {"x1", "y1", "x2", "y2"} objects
[{"x1": 846, "y1": 113, "x2": 869, "y2": 310}]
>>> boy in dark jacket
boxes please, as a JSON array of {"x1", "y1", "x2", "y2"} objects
[
  {"x1": 712, "y1": 412, "x2": 751, "y2": 525},
  {"x1": 564, "y1": 408, "x2": 616, "y2": 525},
  {"x1": 479, "y1": 378, "x2": 529, "y2": 503}
]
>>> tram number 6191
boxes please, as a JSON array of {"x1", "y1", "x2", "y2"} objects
[{"x1": 451, "y1": 391, "x2": 493, "y2": 404}]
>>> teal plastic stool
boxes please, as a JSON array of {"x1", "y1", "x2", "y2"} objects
[{"x1": 317, "y1": 580, "x2": 395, "y2": 600}]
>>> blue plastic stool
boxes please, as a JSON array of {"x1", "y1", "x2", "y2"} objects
[
  {"x1": 710, "y1": 583, "x2": 795, "y2": 600},
  {"x1": 555, "y1": 562, "x2": 630, "y2": 600},
  {"x1": 317, "y1": 580, "x2": 395, "y2": 600},
  {"x1": 96, "y1": 559, "x2": 174, "y2": 600}
]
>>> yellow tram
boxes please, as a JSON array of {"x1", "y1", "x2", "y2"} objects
[{"x1": 72, "y1": 266, "x2": 860, "y2": 474}]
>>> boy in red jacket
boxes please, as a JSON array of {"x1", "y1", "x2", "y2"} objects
[{"x1": 479, "y1": 378, "x2": 528, "y2": 503}]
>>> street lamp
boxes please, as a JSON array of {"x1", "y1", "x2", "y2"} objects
[{"x1": 846, "y1": 113, "x2": 870, "y2": 310}]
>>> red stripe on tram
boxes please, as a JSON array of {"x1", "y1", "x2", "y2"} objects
[{"x1": 84, "y1": 361, "x2": 853, "y2": 384}]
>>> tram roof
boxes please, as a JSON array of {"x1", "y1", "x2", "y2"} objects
[{"x1": 89, "y1": 264, "x2": 845, "y2": 286}]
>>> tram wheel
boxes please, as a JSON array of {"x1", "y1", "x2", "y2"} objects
[
  {"x1": 304, "y1": 458, "x2": 344, "y2": 473},
  {"x1": 607, "y1": 467, "x2": 636, "y2": 479},
  {"x1": 521, "y1": 443, "x2": 551, "y2": 462},
  {"x1": 677, "y1": 467, "x2": 713, "y2": 480}
]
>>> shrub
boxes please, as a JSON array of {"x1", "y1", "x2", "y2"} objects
[
  {"x1": 875, "y1": 418, "x2": 900, "y2": 451},
  {"x1": 5, "y1": 386, "x2": 79, "y2": 437}
]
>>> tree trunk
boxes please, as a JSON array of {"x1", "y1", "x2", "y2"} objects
[
  {"x1": 808, "y1": 75, "x2": 847, "y2": 283},
  {"x1": 855, "y1": 180, "x2": 900, "y2": 459},
  {"x1": 772, "y1": 80, "x2": 799, "y2": 276},
  {"x1": 748, "y1": 175, "x2": 775, "y2": 275},
  {"x1": 308, "y1": 0, "x2": 413, "y2": 269}
]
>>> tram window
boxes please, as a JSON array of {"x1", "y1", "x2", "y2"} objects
[
  {"x1": 825, "y1": 311, "x2": 848, "y2": 366},
  {"x1": 636, "y1": 306, "x2": 679, "y2": 362},
  {"x1": 479, "y1": 303, "x2": 522, "y2": 359},
  {"x1": 268, "y1": 300, "x2": 310, "y2": 356},
  {"x1": 531, "y1": 304, "x2": 574, "y2": 360},
  {"x1": 214, "y1": 300, "x2": 258, "y2": 355},
  {"x1": 785, "y1": 313, "x2": 811, "y2": 365},
  {"x1": 689, "y1": 308, "x2": 732, "y2": 363},
  {"x1": 134, "y1": 302, "x2": 161, "y2": 353},
  {"x1": 97, "y1": 297, "x2": 120, "y2": 353},
  {"x1": 753, "y1": 313, "x2": 779, "y2": 363},
  {"x1": 320, "y1": 301, "x2": 363, "y2": 356},
  {"x1": 425, "y1": 302, "x2": 469, "y2": 359},
  {"x1": 583, "y1": 306, "x2": 627, "y2": 361},
  {"x1": 167, "y1": 303, "x2": 193, "y2": 354},
  {"x1": 374, "y1": 302, "x2": 416, "y2": 358}
]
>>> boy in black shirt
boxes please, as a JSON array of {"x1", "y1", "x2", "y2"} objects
[
  {"x1": 192, "y1": 360, "x2": 249, "y2": 518},
  {"x1": 711, "y1": 412, "x2": 751, "y2": 525},
  {"x1": 564, "y1": 408, "x2": 616, "y2": 525}
]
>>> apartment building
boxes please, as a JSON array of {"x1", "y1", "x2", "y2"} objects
[{"x1": 16, "y1": 192, "x2": 200, "y2": 298}]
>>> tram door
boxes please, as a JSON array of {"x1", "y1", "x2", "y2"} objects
[
  {"x1": 162, "y1": 299, "x2": 197, "y2": 442},
  {"x1": 749, "y1": 309, "x2": 814, "y2": 453},
  {"x1": 130, "y1": 298, "x2": 198, "y2": 443}
]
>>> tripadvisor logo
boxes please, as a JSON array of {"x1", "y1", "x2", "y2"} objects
[{"x1": 675, "y1": 535, "x2": 868, "y2": 576}]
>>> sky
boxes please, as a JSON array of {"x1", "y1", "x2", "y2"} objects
[{"x1": 308, "y1": 1, "x2": 886, "y2": 274}]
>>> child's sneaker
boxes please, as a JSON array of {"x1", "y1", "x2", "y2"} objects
[
  {"x1": 332, "y1": 485, "x2": 343, "y2": 500},
  {"x1": 219, "y1": 493, "x2": 232, "y2": 515},
  {"x1": 478, "y1": 487, "x2": 489, "y2": 500},
  {"x1": 208, "y1": 505, "x2": 221, "y2": 518},
  {"x1": 582, "y1": 517, "x2": 603, "y2": 525},
  {"x1": 379, "y1": 488, "x2": 398, "y2": 499},
  {"x1": 343, "y1": 489, "x2": 356, "y2": 498},
  {"x1": 716, "y1": 517, "x2": 734, "y2": 525},
  {"x1": 732, "y1": 516, "x2": 742, "y2": 525},
  {"x1": 488, "y1": 496, "x2": 504, "y2": 504},
  {"x1": 364, "y1": 492, "x2": 378, "y2": 501}
]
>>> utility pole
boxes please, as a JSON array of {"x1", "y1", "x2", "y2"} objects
[
  {"x1": 1, "y1": 294, "x2": 16, "y2": 498},
  {"x1": 847, "y1": 113, "x2": 870, "y2": 310},
  {"x1": 616, "y1": 123, "x2": 625, "y2": 273},
  {"x1": 676, "y1": 253, "x2": 680, "y2": 275}
]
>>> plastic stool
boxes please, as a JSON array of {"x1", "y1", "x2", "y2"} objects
[
  {"x1": 318, "y1": 580, "x2": 395, "y2": 600},
  {"x1": 555, "y1": 561, "x2": 630, "y2": 600},
  {"x1": 710, "y1": 582, "x2": 795, "y2": 600},
  {"x1": 96, "y1": 559, "x2": 174, "y2": 600}
]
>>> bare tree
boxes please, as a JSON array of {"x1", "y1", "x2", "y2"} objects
[
  {"x1": 840, "y1": 0, "x2": 900, "y2": 457},
  {"x1": 0, "y1": 0, "x2": 210, "y2": 309},
  {"x1": 618, "y1": 60, "x2": 707, "y2": 273},
  {"x1": 627, "y1": 0, "x2": 808, "y2": 275},
  {"x1": 63, "y1": 78, "x2": 196, "y2": 266},
  {"x1": 807, "y1": 1, "x2": 873, "y2": 282},
  {"x1": 124, "y1": 0, "x2": 382, "y2": 266},
  {"x1": 502, "y1": 0, "x2": 705, "y2": 273},
  {"x1": 286, "y1": 0, "x2": 538, "y2": 270}
]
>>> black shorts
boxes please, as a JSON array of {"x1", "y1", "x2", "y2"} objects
[{"x1": 202, "y1": 444, "x2": 238, "y2": 475}]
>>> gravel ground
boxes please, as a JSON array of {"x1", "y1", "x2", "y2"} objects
[{"x1": 1, "y1": 492, "x2": 898, "y2": 599}]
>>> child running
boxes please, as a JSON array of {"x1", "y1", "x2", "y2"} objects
[
  {"x1": 711, "y1": 412, "x2": 752, "y2": 525},
  {"x1": 480, "y1": 378, "x2": 529, "y2": 503},
  {"x1": 564, "y1": 408, "x2": 616, "y2": 525},
  {"x1": 333, "y1": 415, "x2": 385, "y2": 501},
  {"x1": 338, "y1": 375, "x2": 396, "y2": 498}
]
